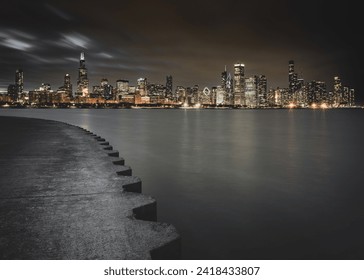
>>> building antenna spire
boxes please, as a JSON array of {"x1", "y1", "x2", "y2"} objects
[{"x1": 80, "y1": 51, "x2": 85, "y2": 61}]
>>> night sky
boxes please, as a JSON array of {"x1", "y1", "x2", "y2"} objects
[{"x1": 0, "y1": 0, "x2": 362, "y2": 103}]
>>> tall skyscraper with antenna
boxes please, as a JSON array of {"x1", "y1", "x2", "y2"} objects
[
  {"x1": 76, "y1": 52, "x2": 89, "y2": 97},
  {"x1": 288, "y1": 60, "x2": 297, "y2": 95}
]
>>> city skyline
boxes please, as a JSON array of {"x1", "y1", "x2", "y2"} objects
[
  {"x1": 1, "y1": 51, "x2": 357, "y2": 95},
  {"x1": 1, "y1": 52, "x2": 356, "y2": 109},
  {"x1": 0, "y1": 0, "x2": 362, "y2": 103}
]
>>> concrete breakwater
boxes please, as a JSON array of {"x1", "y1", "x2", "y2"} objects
[{"x1": 0, "y1": 116, "x2": 180, "y2": 259}]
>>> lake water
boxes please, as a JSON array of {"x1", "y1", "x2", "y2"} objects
[{"x1": 1, "y1": 108, "x2": 363, "y2": 259}]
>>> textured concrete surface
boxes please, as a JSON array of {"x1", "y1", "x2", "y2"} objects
[{"x1": 0, "y1": 116, "x2": 180, "y2": 259}]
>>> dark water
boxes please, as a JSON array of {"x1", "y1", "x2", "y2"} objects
[{"x1": 1, "y1": 108, "x2": 364, "y2": 259}]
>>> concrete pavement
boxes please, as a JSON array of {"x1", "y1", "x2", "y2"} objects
[{"x1": 0, "y1": 116, "x2": 180, "y2": 259}]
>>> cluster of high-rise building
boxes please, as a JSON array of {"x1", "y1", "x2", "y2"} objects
[
  {"x1": 279, "y1": 60, "x2": 355, "y2": 108},
  {"x1": 0, "y1": 52, "x2": 356, "y2": 108}
]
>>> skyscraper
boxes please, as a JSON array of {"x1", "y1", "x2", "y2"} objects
[
  {"x1": 166, "y1": 75, "x2": 173, "y2": 98},
  {"x1": 349, "y1": 89, "x2": 355, "y2": 107},
  {"x1": 307, "y1": 80, "x2": 327, "y2": 105},
  {"x1": 15, "y1": 69, "x2": 24, "y2": 97},
  {"x1": 63, "y1": 74, "x2": 72, "y2": 98},
  {"x1": 221, "y1": 66, "x2": 227, "y2": 91},
  {"x1": 342, "y1": 86, "x2": 350, "y2": 105},
  {"x1": 221, "y1": 66, "x2": 233, "y2": 105},
  {"x1": 295, "y1": 78, "x2": 306, "y2": 106},
  {"x1": 100, "y1": 78, "x2": 113, "y2": 100},
  {"x1": 288, "y1": 60, "x2": 297, "y2": 96},
  {"x1": 233, "y1": 63, "x2": 245, "y2": 106},
  {"x1": 76, "y1": 52, "x2": 89, "y2": 97},
  {"x1": 116, "y1": 80, "x2": 129, "y2": 96},
  {"x1": 333, "y1": 76, "x2": 342, "y2": 106},
  {"x1": 245, "y1": 77, "x2": 257, "y2": 108},
  {"x1": 175, "y1": 86, "x2": 186, "y2": 103},
  {"x1": 255, "y1": 75, "x2": 267, "y2": 107},
  {"x1": 7, "y1": 84, "x2": 17, "y2": 102},
  {"x1": 137, "y1": 78, "x2": 147, "y2": 96}
]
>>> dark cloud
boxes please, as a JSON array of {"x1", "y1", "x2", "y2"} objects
[
  {"x1": 0, "y1": 0, "x2": 362, "y2": 102},
  {"x1": 44, "y1": 3, "x2": 72, "y2": 21}
]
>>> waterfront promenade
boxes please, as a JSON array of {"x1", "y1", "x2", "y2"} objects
[{"x1": 0, "y1": 116, "x2": 180, "y2": 259}]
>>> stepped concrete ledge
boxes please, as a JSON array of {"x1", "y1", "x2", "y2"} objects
[{"x1": 0, "y1": 116, "x2": 180, "y2": 260}]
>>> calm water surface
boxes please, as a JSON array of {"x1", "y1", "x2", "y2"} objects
[{"x1": 1, "y1": 108, "x2": 363, "y2": 259}]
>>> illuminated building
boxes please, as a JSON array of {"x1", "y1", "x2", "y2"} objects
[
  {"x1": 116, "y1": 79, "x2": 129, "y2": 93},
  {"x1": 307, "y1": 81, "x2": 327, "y2": 105},
  {"x1": 233, "y1": 63, "x2": 245, "y2": 106},
  {"x1": 327, "y1": 91, "x2": 335, "y2": 106},
  {"x1": 333, "y1": 76, "x2": 342, "y2": 106},
  {"x1": 120, "y1": 94, "x2": 135, "y2": 104},
  {"x1": 15, "y1": 69, "x2": 24, "y2": 96},
  {"x1": 221, "y1": 65, "x2": 231, "y2": 93},
  {"x1": 148, "y1": 84, "x2": 166, "y2": 96},
  {"x1": 294, "y1": 78, "x2": 306, "y2": 107},
  {"x1": 100, "y1": 78, "x2": 108, "y2": 87},
  {"x1": 221, "y1": 66, "x2": 228, "y2": 92},
  {"x1": 210, "y1": 86, "x2": 216, "y2": 105},
  {"x1": 100, "y1": 78, "x2": 113, "y2": 100},
  {"x1": 91, "y1": 78, "x2": 113, "y2": 100},
  {"x1": 275, "y1": 88, "x2": 284, "y2": 106},
  {"x1": 166, "y1": 75, "x2": 173, "y2": 98},
  {"x1": 269, "y1": 87, "x2": 286, "y2": 107},
  {"x1": 221, "y1": 66, "x2": 233, "y2": 105},
  {"x1": 280, "y1": 87, "x2": 291, "y2": 106},
  {"x1": 91, "y1": 85, "x2": 102, "y2": 98},
  {"x1": 28, "y1": 83, "x2": 53, "y2": 105},
  {"x1": 267, "y1": 88, "x2": 275, "y2": 107},
  {"x1": 55, "y1": 74, "x2": 72, "y2": 103},
  {"x1": 255, "y1": 75, "x2": 267, "y2": 107},
  {"x1": 343, "y1": 86, "x2": 350, "y2": 105},
  {"x1": 116, "y1": 79, "x2": 129, "y2": 101},
  {"x1": 137, "y1": 78, "x2": 147, "y2": 96},
  {"x1": 185, "y1": 87, "x2": 192, "y2": 105},
  {"x1": 200, "y1": 87, "x2": 211, "y2": 105},
  {"x1": 349, "y1": 89, "x2": 355, "y2": 106},
  {"x1": 288, "y1": 60, "x2": 297, "y2": 96},
  {"x1": 318, "y1": 81, "x2": 328, "y2": 104},
  {"x1": 185, "y1": 85, "x2": 199, "y2": 106},
  {"x1": 39, "y1": 83, "x2": 51, "y2": 91},
  {"x1": 128, "y1": 86, "x2": 136, "y2": 94},
  {"x1": 192, "y1": 85, "x2": 199, "y2": 105},
  {"x1": 103, "y1": 84, "x2": 113, "y2": 100},
  {"x1": 7, "y1": 84, "x2": 17, "y2": 101},
  {"x1": 63, "y1": 74, "x2": 72, "y2": 98},
  {"x1": 215, "y1": 86, "x2": 225, "y2": 105},
  {"x1": 245, "y1": 77, "x2": 257, "y2": 108},
  {"x1": 0, "y1": 91, "x2": 11, "y2": 103},
  {"x1": 226, "y1": 73, "x2": 233, "y2": 105},
  {"x1": 175, "y1": 86, "x2": 186, "y2": 103},
  {"x1": 76, "y1": 52, "x2": 89, "y2": 97},
  {"x1": 333, "y1": 76, "x2": 355, "y2": 107}
]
